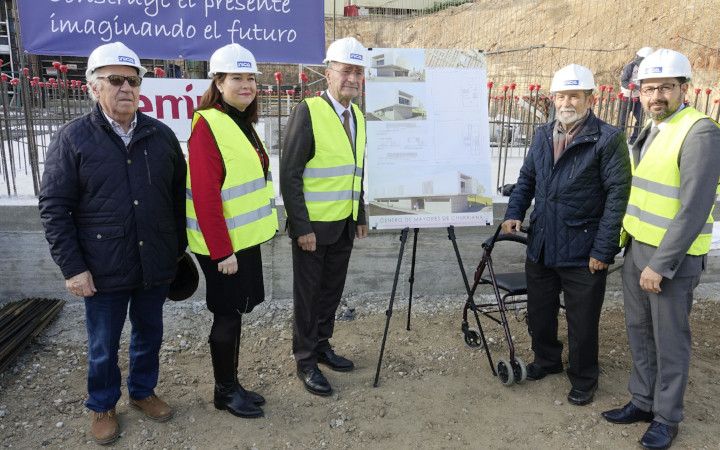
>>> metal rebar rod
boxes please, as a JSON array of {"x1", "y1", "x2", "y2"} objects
[
  {"x1": 495, "y1": 88, "x2": 508, "y2": 192},
  {"x1": 703, "y1": 90, "x2": 711, "y2": 115},
  {"x1": 501, "y1": 86, "x2": 516, "y2": 188}
]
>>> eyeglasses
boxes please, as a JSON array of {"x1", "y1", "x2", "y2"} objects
[
  {"x1": 97, "y1": 75, "x2": 143, "y2": 87},
  {"x1": 640, "y1": 83, "x2": 678, "y2": 96},
  {"x1": 328, "y1": 67, "x2": 365, "y2": 78}
]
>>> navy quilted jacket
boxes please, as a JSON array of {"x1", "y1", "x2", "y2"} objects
[
  {"x1": 39, "y1": 104, "x2": 187, "y2": 292},
  {"x1": 504, "y1": 111, "x2": 631, "y2": 267}
]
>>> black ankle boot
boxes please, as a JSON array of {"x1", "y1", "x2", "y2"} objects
[
  {"x1": 213, "y1": 382, "x2": 263, "y2": 418},
  {"x1": 210, "y1": 341, "x2": 263, "y2": 418}
]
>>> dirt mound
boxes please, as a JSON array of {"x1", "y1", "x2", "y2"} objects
[{"x1": 328, "y1": 0, "x2": 719, "y2": 89}]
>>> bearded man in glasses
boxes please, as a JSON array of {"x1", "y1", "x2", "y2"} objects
[
  {"x1": 601, "y1": 49, "x2": 720, "y2": 450},
  {"x1": 39, "y1": 42, "x2": 186, "y2": 445}
]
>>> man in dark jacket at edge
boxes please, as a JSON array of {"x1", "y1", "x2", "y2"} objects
[
  {"x1": 38, "y1": 42, "x2": 186, "y2": 445},
  {"x1": 501, "y1": 64, "x2": 631, "y2": 406}
]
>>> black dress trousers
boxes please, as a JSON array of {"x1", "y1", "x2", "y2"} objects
[
  {"x1": 525, "y1": 259, "x2": 607, "y2": 391},
  {"x1": 292, "y1": 222, "x2": 354, "y2": 369}
]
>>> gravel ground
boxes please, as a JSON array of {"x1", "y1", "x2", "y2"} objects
[{"x1": 1, "y1": 293, "x2": 719, "y2": 449}]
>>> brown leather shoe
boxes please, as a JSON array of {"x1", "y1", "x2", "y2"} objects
[
  {"x1": 129, "y1": 395, "x2": 174, "y2": 422},
  {"x1": 90, "y1": 409, "x2": 119, "y2": 445}
]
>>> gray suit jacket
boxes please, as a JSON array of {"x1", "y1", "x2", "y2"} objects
[{"x1": 628, "y1": 117, "x2": 720, "y2": 279}]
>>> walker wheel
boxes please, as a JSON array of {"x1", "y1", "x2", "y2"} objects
[
  {"x1": 511, "y1": 356, "x2": 527, "y2": 383},
  {"x1": 463, "y1": 330, "x2": 483, "y2": 348},
  {"x1": 497, "y1": 358, "x2": 515, "y2": 386}
]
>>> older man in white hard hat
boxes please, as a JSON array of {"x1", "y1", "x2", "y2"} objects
[
  {"x1": 39, "y1": 42, "x2": 186, "y2": 444},
  {"x1": 502, "y1": 64, "x2": 631, "y2": 405},
  {"x1": 620, "y1": 47, "x2": 654, "y2": 143},
  {"x1": 601, "y1": 49, "x2": 720, "y2": 450},
  {"x1": 280, "y1": 37, "x2": 368, "y2": 397}
]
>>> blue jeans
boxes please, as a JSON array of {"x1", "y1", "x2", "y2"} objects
[{"x1": 83, "y1": 285, "x2": 168, "y2": 412}]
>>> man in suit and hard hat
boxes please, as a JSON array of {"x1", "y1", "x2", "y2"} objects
[
  {"x1": 280, "y1": 37, "x2": 369, "y2": 397},
  {"x1": 602, "y1": 48, "x2": 720, "y2": 450}
]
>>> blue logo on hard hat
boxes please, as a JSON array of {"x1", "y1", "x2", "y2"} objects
[
  {"x1": 118, "y1": 56, "x2": 135, "y2": 64},
  {"x1": 237, "y1": 61, "x2": 252, "y2": 68},
  {"x1": 564, "y1": 80, "x2": 580, "y2": 86},
  {"x1": 648, "y1": 66, "x2": 663, "y2": 73},
  {"x1": 349, "y1": 53, "x2": 363, "y2": 61}
]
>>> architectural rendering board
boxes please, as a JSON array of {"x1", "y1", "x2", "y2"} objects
[{"x1": 365, "y1": 48, "x2": 492, "y2": 229}]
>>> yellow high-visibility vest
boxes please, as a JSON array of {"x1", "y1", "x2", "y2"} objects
[
  {"x1": 623, "y1": 107, "x2": 720, "y2": 255},
  {"x1": 303, "y1": 97, "x2": 365, "y2": 222},
  {"x1": 186, "y1": 108, "x2": 277, "y2": 255}
]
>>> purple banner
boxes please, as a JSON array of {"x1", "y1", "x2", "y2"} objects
[{"x1": 17, "y1": 0, "x2": 324, "y2": 64}]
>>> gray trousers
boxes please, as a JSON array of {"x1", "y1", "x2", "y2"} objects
[{"x1": 622, "y1": 244, "x2": 699, "y2": 426}]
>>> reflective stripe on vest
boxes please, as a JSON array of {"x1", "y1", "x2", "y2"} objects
[
  {"x1": 186, "y1": 108, "x2": 277, "y2": 255},
  {"x1": 622, "y1": 107, "x2": 720, "y2": 255},
  {"x1": 304, "y1": 97, "x2": 365, "y2": 222}
]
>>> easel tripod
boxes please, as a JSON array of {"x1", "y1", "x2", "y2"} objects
[{"x1": 373, "y1": 225, "x2": 472, "y2": 387}]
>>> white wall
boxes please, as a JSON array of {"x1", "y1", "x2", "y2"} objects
[{"x1": 425, "y1": 199, "x2": 451, "y2": 214}]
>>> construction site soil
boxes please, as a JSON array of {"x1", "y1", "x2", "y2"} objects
[{"x1": 1, "y1": 295, "x2": 719, "y2": 449}]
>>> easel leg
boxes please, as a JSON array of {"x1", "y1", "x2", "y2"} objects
[
  {"x1": 447, "y1": 225, "x2": 471, "y2": 293},
  {"x1": 405, "y1": 228, "x2": 419, "y2": 331},
  {"x1": 373, "y1": 227, "x2": 409, "y2": 388}
]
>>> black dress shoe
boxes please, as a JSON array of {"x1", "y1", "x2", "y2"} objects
[
  {"x1": 297, "y1": 366, "x2": 333, "y2": 396},
  {"x1": 317, "y1": 349, "x2": 354, "y2": 372},
  {"x1": 526, "y1": 362, "x2": 563, "y2": 380},
  {"x1": 567, "y1": 383, "x2": 597, "y2": 406},
  {"x1": 640, "y1": 421, "x2": 678, "y2": 449},
  {"x1": 214, "y1": 383, "x2": 264, "y2": 418},
  {"x1": 602, "y1": 401, "x2": 653, "y2": 424}
]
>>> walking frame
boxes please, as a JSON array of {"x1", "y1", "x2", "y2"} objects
[{"x1": 460, "y1": 224, "x2": 530, "y2": 385}]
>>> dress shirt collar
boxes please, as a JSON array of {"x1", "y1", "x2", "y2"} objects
[
  {"x1": 326, "y1": 90, "x2": 353, "y2": 122},
  {"x1": 102, "y1": 109, "x2": 137, "y2": 145}
]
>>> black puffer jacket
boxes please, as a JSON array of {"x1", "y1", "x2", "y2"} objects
[
  {"x1": 505, "y1": 111, "x2": 631, "y2": 267},
  {"x1": 39, "y1": 105, "x2": 187, "y2": 292}
]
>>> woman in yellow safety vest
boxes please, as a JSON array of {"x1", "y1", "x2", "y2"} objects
[{"x1": 186, "y1": 43, "x2": 277, "y2": 419}]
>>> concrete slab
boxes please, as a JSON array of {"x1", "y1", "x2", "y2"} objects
[{"x1": 2, "y1": 204, "x2": 718, "y2": 306}]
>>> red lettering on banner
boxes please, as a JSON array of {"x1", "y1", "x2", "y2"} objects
[
  {"x1": 155, "y1": 95, "x2": 182, "y2": 119},
  {"x1": 139, "y1": 95, "x2": 153, "y2": 113},
  {"x1": 138, "y1": 83, "x2": 204, "y2": 120}
]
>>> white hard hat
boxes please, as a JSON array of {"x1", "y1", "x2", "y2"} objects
[
  {"x1": 208, "y1": 43, "x2": 261, "y2": 77},
  {"x1": 323, "y1": 37, "x2": 368, "y2": 67},
  {"x1": 550, "y1": 64, "x2": 596, "y2": 92},
  {"x1": 636, "y1": 47, "x2": 653, "y2": 58},
  {"x1": 637, "y1": 48, "x2": 692, "y2": 81},
  {"x1": 86, "y1": 42, "x2": 147, "y2": 78}
]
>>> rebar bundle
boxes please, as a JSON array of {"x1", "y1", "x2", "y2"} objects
[{"x1": 0, "y1": 298, "x2": 64, "y2": 373}]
